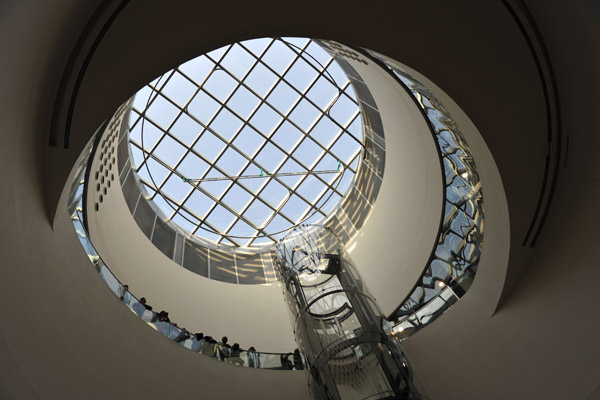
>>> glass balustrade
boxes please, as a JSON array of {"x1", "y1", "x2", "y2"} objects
[{"x1": 364, "y1": 50, "x2": 485, "y2": 340}]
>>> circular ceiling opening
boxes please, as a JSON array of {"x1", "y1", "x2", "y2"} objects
[{"x1": 127, "y1": 37, "x2": 364, "y2": 248}]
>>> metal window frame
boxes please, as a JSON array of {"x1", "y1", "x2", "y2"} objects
[{"x1": 129, "y1": 38, "x2": 363, "y2": 247}]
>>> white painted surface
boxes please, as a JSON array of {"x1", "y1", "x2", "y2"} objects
[{"x1": 341, "y1": 51, "x2": 445, "y2": 315}]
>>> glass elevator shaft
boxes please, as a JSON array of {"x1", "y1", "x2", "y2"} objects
[{"x1": 275, "y1": 225, "x2": 422, "y2": 400}]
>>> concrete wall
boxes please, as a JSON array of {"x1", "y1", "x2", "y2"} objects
[{"x1": 3, "y1": 0, "x2": 599, "y2": 399}]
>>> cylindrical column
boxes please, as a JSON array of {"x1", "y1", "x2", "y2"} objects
[{"x1": 275, "y1": 225, "x2": 422, "y2": 400}]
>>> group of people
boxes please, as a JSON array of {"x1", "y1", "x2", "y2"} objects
[
  {"x1": 280, "y1": 349, "x2": 304, "y2": 370},
  {"x1": 177, "y1": 334, "x2": 263, "y2": 368},
  {"x1": 123, "y1": 289, "x2": 305, "y2": 369}
]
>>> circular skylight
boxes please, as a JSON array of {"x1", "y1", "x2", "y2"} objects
[{"x1": 127, "y1": 37, "x2": 363, "y2": 247}]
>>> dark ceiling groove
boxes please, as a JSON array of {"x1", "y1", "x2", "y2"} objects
[
  {"x1": 501, "y1": 0, "x2": 562, "y2": 248},
  {"x1": 49, "y1": 0, "x2": 129, "y2": 149}
]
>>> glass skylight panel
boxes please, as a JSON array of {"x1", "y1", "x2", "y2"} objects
[
  {"x1": 199, "y1": 169, "x2": 231, "y2": 199},
  {"x1": 314, "y1": 157, "x2": 343, "y2": 186},
  {"x1": 192, "y1": 225, "x2": 223, "y2": 244},
  {"x1": 202, "y1": 45, "x2": 228, "y2": 65},
  {"x1": 161, "y1": 174, "x2": 193, "y2": 203},
  {"x1": 218, "y1": 147, "x2": 248, "y2": 176},
  {"x1": 232, "y1": 126, "x2": 264, "y2": 158},
  {"x1": 150, "y1": 189, "x2": 176, "y2": 215},
  {"x1": 153, "y1": 135, "x2": 187, "y2": 166},
  {"x1": 266, "y1": 81, "x2": 298, "y2": 115},
  {"x1": 185, "y1": 189, "x2": 215, "y2": 219},
  {"x1": 240, "y1": 38, "x2": 272, "y2": 58},
  {"x1": 222, "y1": 183, "x2": 253, "y2": 214},
  {"x1": 237, "y1": 165, "x2": 268, "y2": 195},
  {"x1": 140, "y1": 181, "x2": 156, "y2": 197},
  {"x1": 261, "y1": 179, "x2": 292, "y2": 207},
  {"x1": 128, "y1": 38, "x2": 363, "y2": 247},
  {"x1": 280, "y1": 194, "x2": 312, "y2": 221},
  {"x1": 249, "y1": 103, "x2": 283, "y2": 136},
  {"x1": 261, "y1": 40, "x2": 297, "y2": 75},
  {"x1": 132, "y1": 86, "x2": 154, "y2": 111},
  {"x1": 330, "y1": 131, "x2": 362, "y2": 162},
  {"x1": 289, "y1": 99, "x2": 321, "y2": 132},
  {"x1": 131, "y1": 118, "x2": 164, "y2": 151},
  {"x1": 128, "y1": 108, "x2": 142, "y2": 127},
  {"x1": 319, "y1": 192, "x2": 343, "y2": 215},
  {"x1": 283, "y1": 40, "x2": 331, "y2": 76},
  {"x1": 277, "y1": 158, "x2": 305, "y2": 189},
  {"x1": 293, "y1": 138, "x2": 326, "y2": 170},
  {"x1": 327, "y1": 63, "x2": 351, "y2": 90},
  {"x1": 205, "y1": 204, "x2": 237, "y2": 232},
  {"x1": 187, "y1": 90, "x2": 221, "y2": 122},
  {"x1": 284, "y1": 37, "x2": 310, "y2": 50},
  {"x1": 178, "y1": 57, "x2": 215, "y2": 86},
  {"x1": 146, "y1": 94, "x2": 180, "y2": 129},
  {"x1": 337, "y1": 159, "x2": 359, "y2": 191},
  {"x1": 209, "y1": 108, "x2": 244, "y2": 142},
  {"x1": 341, "y1": 83, "x2": 358, "y2": 104},
  {"x1": 309, "y1": 118, "x2": 341, "y2": 148},
  {"x1": 328, "y1": 92, "x2": 360, "y2": 126},
  {"x1": 148, "y1": 75, "x2": 168, "y2": 91},
  {"x1": 305, "y1": 41, "x2": 331, "y2": 65},
  {"x1": 129, "y1": 143, "x2": 144, "y2": 170},
  {"x1": 284, "y1": 57, "x2": 318, "y2": 93},
  {"x1": 346, "y1": 117, "x2": 362, "y2": 142},
  {"x1": 228, "y1": 86, "x2": 261, "y2": 120},
  {"x1": 169, "y1": 113, "x2": 202, "y2": 146},
  {"x1": 171, "y1": 212, "x2": 198, "y2": 233},
  {"x1": 306, "y1": 76, "x2": 338, "y2": 109},
  {"x1": 228, "y1": 219, "x2": 258, "y2": 239},
  {"x1": 202, "y1": 71, "x2": 238, "y2": 104},
  {"x1": 271, "y1": 121, "x2": 304, "y2": 153},
  {"x1": 252, "y1": 142, "x2": 285, "y2": 173},
  {"x1": 161, "y1": 72, "x2": 197, "y2": 107},
  {"x1": 220, "y1": 44, "x2": 257, "y2": 80},
  {"x1": 244, "y1": 63, "x2": 279, "y2": 97},
  {"x1": 267, "y1": 213, "x2": 293, "y2": 235},
  {"x1": 177, "y1": 153, "x2": 209, "y2": 183},
  {"x1": 312, "y1": 186, "x2": 337, "y2": 212},
  {"x1": 244, "y1": 199, "x2": 274, "y2": 228},
  {"x1": 177, "y1": 208, "x2": 201, "y2": 226},
  {"x1": 192, "y1": 130, "x2": 226, "y2": 163},
  {"x1": 297, "y1": 177, "x2": 328, "y2": 204},
  {"x1": 138, "y1": 157, "x2": 170, "y2": 187}
]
